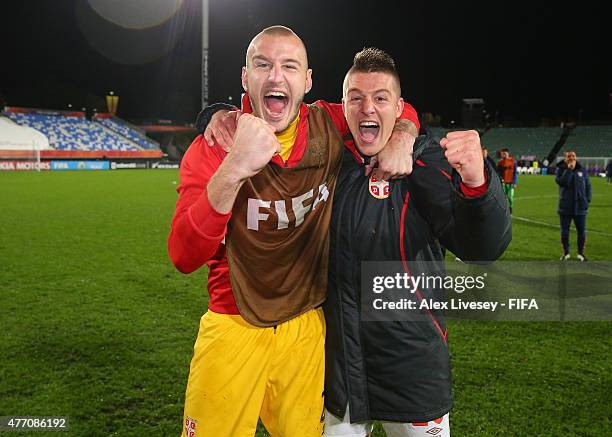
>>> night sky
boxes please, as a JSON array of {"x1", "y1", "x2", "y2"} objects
[{"x1": 1, "y1": 0, "x2": 610, "y2": 125}]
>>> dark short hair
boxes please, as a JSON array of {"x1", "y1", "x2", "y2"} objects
[{"x1": 345, "y1": 47, "x2": 401, "y2": 94}]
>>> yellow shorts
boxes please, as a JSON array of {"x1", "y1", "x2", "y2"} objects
[{"x1": 182, "y1": 308, "x2": 326, "y2": 437}]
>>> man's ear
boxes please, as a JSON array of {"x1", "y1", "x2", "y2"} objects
[
  {"x1": 396, "y1": 97, "x2": 404, "y2": 118},
  {"x1": 241, "y1": 66, "x2": 248, "y2": 92},
  {"x1": 305, "y1": 69, "x2": 313, "y2": 94}
]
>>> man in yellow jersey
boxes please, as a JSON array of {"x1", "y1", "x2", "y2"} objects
[{"x1": 168, "y1": 26, "x2": 420, "y2": 436}]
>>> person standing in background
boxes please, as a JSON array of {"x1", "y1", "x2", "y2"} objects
[
  {"x1": 482, "y1": 147, "x2": 498, "y2": 178},
  {"x1": 606, "y1": 160, "x2": 612, "y2": 184},
  {"x1": 556, "y1": 150, "x2": 592, "y2": 261},
  {"x1": 497, "y1": 148, "x2": 517, "y2": 213}
]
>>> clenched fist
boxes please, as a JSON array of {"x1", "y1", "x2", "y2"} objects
[
  {"x1": 224, "y1": 113, "x2": 281, "y2": 181},
  {"x1": 440, "y1": 130, "x2": 486, "y2": 187}
]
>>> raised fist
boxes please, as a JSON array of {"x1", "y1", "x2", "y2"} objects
[
  {"x1": 224, "y1": 113, "x2": 281, "y2": 180},
  {"x1": 440, "y1": 130, "x2": 486, "y2": 188}
]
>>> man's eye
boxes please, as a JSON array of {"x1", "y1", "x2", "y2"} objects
[
  {"x1": 376, "y1": 96, "x2": 388, "y2": 102},
  {"x1": 256, "y1": 63, "x2": 270, "y2": 69},
  {"x1": 285, "y1": 65, "x2": 297, "y2": 70},
  {"x1": 350, "y1": 96, "x2": 362, "y2": 102}
]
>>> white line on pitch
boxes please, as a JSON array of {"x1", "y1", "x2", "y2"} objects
[
  {"x1": 514, "y1": 195, "x2": 558, "y2": 200},
  {"x1": 515, "y1": 194, "x2": 606, "y2": 201},
  {"x1": 512, "y1": 215, "x2": 612, "y2": 236}
]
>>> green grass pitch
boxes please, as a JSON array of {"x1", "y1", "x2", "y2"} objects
[{"x1": 0, "y1": 171, "x2": 610, "y2": 436}]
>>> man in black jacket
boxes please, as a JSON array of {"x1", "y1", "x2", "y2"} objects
[
  {"x1": 556, "y1": 150, "x2": 591, "y2": 261},
  {"x1": 323, "y1": 48, "x2": 511, "y2": 437},
  {"x1": 197, "y1": 47, "x2": 511, "y2": 437}
]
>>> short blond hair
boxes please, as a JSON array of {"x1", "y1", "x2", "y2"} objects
[{"x1": 245, "y1": 25, "x2": 308, "y2": 67}]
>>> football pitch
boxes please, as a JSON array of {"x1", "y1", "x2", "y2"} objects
[{"x1": 1, "y1": 170, "x2": 610, "y2": 436}]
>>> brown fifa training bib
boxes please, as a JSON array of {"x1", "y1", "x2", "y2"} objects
[{"x1": 225, "y1": 105, "x2": 344, "y2": 326}]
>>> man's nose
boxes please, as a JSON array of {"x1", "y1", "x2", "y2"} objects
[
  {"x1": 361, "y1": 97, "x2": 375, "y2": 114},
  {"x1": 268, "y1": 65, "x2": 284, "y2": 83}
]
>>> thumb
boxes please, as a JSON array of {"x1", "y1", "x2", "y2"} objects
[
  {"x1": 404, "y1": 159, "x2": 414, "y2": 177},
  {"x1": 274, "y1": 138, "x2": 282, "y2": 154}
]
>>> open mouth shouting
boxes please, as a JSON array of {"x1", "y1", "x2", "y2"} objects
[
  {"x1": 358, "y1": 121, "x2": 380, "y2": 143},
  {"x1": 263, "y1": 90, "x2": 289, "y2": 122}
]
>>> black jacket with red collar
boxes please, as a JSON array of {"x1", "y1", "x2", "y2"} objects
[{"x1": 324, "y1": 134, "x2": 511, "y2": 423}]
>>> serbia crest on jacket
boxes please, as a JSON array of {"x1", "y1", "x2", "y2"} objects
[{"x1": 368, "y1": 174, "x2": 390, "y2": 199}]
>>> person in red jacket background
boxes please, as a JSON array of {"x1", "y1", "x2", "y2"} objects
[{"x1": 497, "y1": 148, "x2": 518, "y2": 213}]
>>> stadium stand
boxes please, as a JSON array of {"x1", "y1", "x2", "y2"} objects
[
  {"x1": 481, "y1": 127, "x2": 563, "y2": 158},
  {"x1": 2, "y1": 110, "x2": 146, "y2": 152},
  {"x1": 564, "y1": 126, "x2": 612, "y2": 157},
  {"x1": 0, "y1": 116, "x2": 51, "y2": 150},
  {"x1": 93, "y1": 114, "x2": 160, "y2": 150}
]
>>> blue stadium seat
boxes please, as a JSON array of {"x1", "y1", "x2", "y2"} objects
[
  {"x1": 2, "y1": 112, "x2": 141, "y2": 151},
  {"x1": 94, "y1": 117, "x2": 160, "y2": 150}
]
